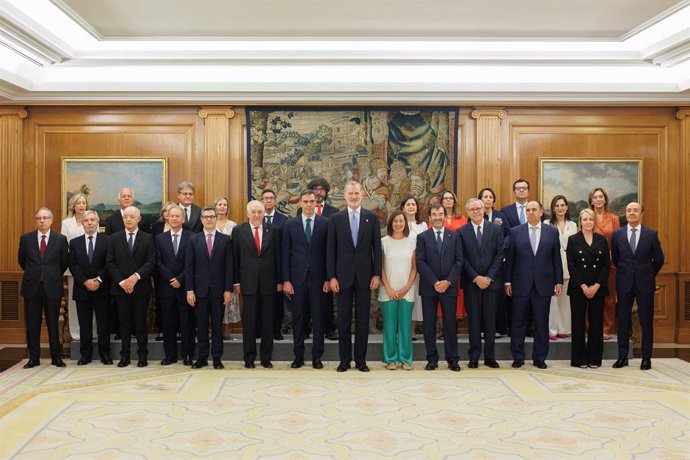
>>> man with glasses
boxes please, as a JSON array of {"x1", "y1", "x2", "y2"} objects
[
  {"x1": 19, "y1": 208, "x2": 69, "y2": 368},
  {"x1": 178, "y1": 181, "x2": 202, "y2": 233},
  {"x1": 260, "y1": 189, "x2": 288, "y2": 340},
  {"x1": 185, "y1": 207, "x2": 233, "y2": 369}
]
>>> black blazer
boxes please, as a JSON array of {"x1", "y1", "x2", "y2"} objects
[
  {"x1": 181, "y1": 203, "x2": 203, "y2": 233},
  {"x1": 68, "y1": 233, "x2": 111, "y2": 301},
  {"x1": 457, "y1": 221, "x2": 504, "y2": 291},
  {"x1": 611, "y1": 225, "x2": 664, "y2": 295},
  {"x1": 18, "y1": 230, "x2": 69, "y2": 299},
  {"x1": 566, "y1": 232, "x2": 610, "y2": 297},
  {"x1": 282, "y1": 214, "x2": 329, "y2": 286},
  {"x1": 499, "y1": 203, "x2": 522, "y2": 229},
  {"x1": 416, "y1": 227, "x2": 463, "y2": 297},
  {"x1": 184, "y1": 231, "x2": 233, "y2": 298},
  {"x1": 104, "y1": 210, "x2": 151, "y2": 235},
  {"x1": 265, "y1": 211, "x2": 288, "y2": 232},
  {"x1": 232, "y1": 222, "x2": 281, "y2": 295},
  {"x1": 155, "y1": 230, "x2": 191, "y2": 298},
  {"x1": 106, "y1": 230, "x2": 155, "y2": 296},
  {"x1": 326, "y1": 208, "x2": 382, "y2": 289}
]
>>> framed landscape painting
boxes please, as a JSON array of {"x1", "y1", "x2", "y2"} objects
[
  {"x1": 539, "y1": 158, "x2": 642, "y2": 218},
  {"x1": 61, "y1": 157, "x2": 168, "y2": 223}
]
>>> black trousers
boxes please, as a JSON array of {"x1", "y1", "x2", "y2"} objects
[
  {"x1": 570, "y1": 294, "x2": 604, "y2": 366},
  {"x1": 159, "y1": 293, "x2": 196, "y2": 360},
  {"x1": 336, "y1": 284, "x2": 371, "y2": 365},
  {"x1": 76, "y1": 296, "x2": 110, "y2": 359},
  {"x1": 24, "y1": 283, "x2": 61, "y2": 361},
  {"x1": 195, "y1": 296, "x2": 224, "y2": 361},
  {"x1": 617, "y1": 286, "x2": 655, "y2": 359},
  {"x1": 292, "y1": 276, "x2": 326, "y2": 361},
  {"x1": 115, "y1": 294, "x2": 149, "y2": 359},
  {"x1": 422, "y1": 293, "x2": 458, "y2": 363},
  {"x1": 465, "y1": 288, "x2": 498, "y2": 361},
  {"x1": 510, "y1": 286, "x2": 550, "y2": 361},
  {"x1": 242, "y1": 292, "x2": 274, "y2": 363},
  {"x1": 304, "y1": 291, "x2": 337, "y2": 336}
]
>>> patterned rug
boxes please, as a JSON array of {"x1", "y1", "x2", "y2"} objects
[{"x1": 0, "y1": 359, "x2": 688, "y2": 459}]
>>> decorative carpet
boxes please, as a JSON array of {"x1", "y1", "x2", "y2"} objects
[{"x1": 0, "y1": 359, "x2": 688, "y2": 459}]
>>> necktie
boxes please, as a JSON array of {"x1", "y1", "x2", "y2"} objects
[
  {"x1": 476, "y1": 225, "x2": 482, "y2": 246},
  {"x1": 172, "y1": 233, "x2": 179, "y2": 256},
  {"x1": 305, "y1": 217, "x2": 312, "y2": 243},
  {"x1": 206, "y1": 233, "x2": 213, "y2": 257},
  {"x1": 40, "y1": 235, "x2": 47, "y2": 258},
  {"x1": 519, "y1": 205, "x2": 526, "y2": 224},
  {"x1": 436, "y1": 230, "x2": 443, "y2": 253},
  {"x1": 630, "y1": 227, "x2": 637, "y2": 253},
  {"x1": 266, "y1": 215, "x2": 273, "y2": 225},
  {"x1": 184, "y1": 207, "x2": 189, "y2": 222},
  {"x1": 350, "y1": 211, "x2": 359, "y2": 246},
  {"x1": 484, "y1": 213, "x2": 489, "y2": 222},
  {"x1": 530, "y1": 226, "x2": 538, "y2": 255},
  {"x1": 317, "y1": 205, "x2": 322, "y2": 216},
  {"x1": 254, "y1": 226, "x2": 261, "y2": 255},
  {"x1": 87, "y1": 235, "x2": 94, "y2": 264},
  {"x1": 128, "y1": 232, "x2": 134, "y2": 253}
]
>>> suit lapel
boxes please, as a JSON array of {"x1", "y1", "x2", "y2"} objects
[
  {"x1": 261, "y1": 224, "x2": 271, "y2": 253},
  {"x1": 441, "y1": 229, "x2": 453, "y2": 253}
]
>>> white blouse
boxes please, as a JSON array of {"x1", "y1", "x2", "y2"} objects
[{"x1": 378, "y1": 236, "x2": 417, "y2": 303}]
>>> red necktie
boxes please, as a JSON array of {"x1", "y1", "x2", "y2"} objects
[
  {"x1": 317, "y1": 205, "x2": 322, "y2": 216},
  {"x1": 206, "y1": 233, "x2": 213, "y2": 257},
  {"x1": 40, "y1": 235, "x2": 47, "y2": 258},
  {"x1": 254, "y1": 226, "x2": 261, "y2": 255}
]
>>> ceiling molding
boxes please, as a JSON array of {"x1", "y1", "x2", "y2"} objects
[
  {"x1": 0, "y1": 15, "x2": 65, "y2": 65},
  {"x1": 49, "y1": 0, "x2": 102, "y2": 41},
  {"x1": 619, "y1": 0, "x2": 690, "y2": 40}
]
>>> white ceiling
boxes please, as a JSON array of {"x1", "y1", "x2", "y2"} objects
[{"x1": 0, "y1": 0, "x2": 689, "y2": 104}]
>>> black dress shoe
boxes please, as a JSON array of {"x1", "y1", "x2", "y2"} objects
[
  {"x1": 191, "y1": 360, "x2": 208, "y2": 369},
  {"x1": 117, "y1": 359, "x2": 130, "y2": 368},
  {"x1": 52, "y1": 359, "x2": 66, "y2": 368},
  {"x1": 336, "y1": 363, "x2": 350, "y2": 372},
  {"x1": 155, "y1": 335, "x2": 164, "y2": 342},
  {"x1": 291, "y1": 359, "x2": 304, "y2": 369},
  {"x1": 137, "y1": 359, "x2": 148, "y2": 368},
  {"x1": 244, "y1": 362, "x2": 255, "y2": 369},
  {"x1": 102, "y1": 358, "x2": 113, "y2": 365},
  {"x1": 213, "y1": 360, "x2": 224, "y2": 369},
  {"x1": 183, "y1": 356, "x2": 193, "y2": 366},
  {"x1": 273, "y1": 332, "x2": 284, "y2": 340},
  {"x1": 325, "y1": 332, "x2": 339, "y2": 341},
  {"x1": 23, "y1": 360, "x2": 40, "y2": 369},
  {"x1": 484, "y1": 359, "x2": 500, "y2": 368},
  {"x1": 533, "y1": 360, "x2": 547, "y2": 369},
  {"x1": 114, "y1": 333, "x2": 121, "y2": 340},
  {"x1": 448, "y1": 362, "x2": 461, "y2": 372},
  {"x1": 425, "y1": 361, "x2": 438, "y2": 371},
  {"x1": 468, "y1": 360, "x2": 479, "y2": 369},
  {"x1": 612, "y1": 358, "x2": 629, "y2": 369},
  {"x1": 512, "y1": 359, "x2": 524, "y2": 368},
  {"x1": 355, "y1": 363, "x2": 369, "y2": 372},
  {"x1": 261, "y1": 361, "x2": 273, "y2": 368},
  {"x1": 640, "y1": 358, "x2": 652, "y2": 370},
  {"x1": 160, "y1": 358, "x2": 177, "y2": 366},
  {"x1": 77, "y1": 357, "x2": 92, "y2": 366},
  {"x1": 312, "y1": 360, "x2": 324, "y2": 369}
]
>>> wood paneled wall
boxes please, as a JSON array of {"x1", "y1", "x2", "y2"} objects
[{"x1": 0, "y1": 105, "x2": 688, "y2": 343}]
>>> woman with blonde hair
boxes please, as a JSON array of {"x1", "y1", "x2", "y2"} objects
[{"x1": 61, "y1": 192, "x2": 90, "y2": 341}]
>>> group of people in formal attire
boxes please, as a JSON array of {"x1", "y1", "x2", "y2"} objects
[{"x1": 19, "y1": 177, "x2": 664, "y2": 372}]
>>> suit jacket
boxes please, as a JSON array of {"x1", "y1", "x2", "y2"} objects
[
  {"x1": 611, "y1": 225, "x2": 664, "y2": 294},
  {"x1": 232, "y1": 222, "x2": 281, "y2": 295},
  {"x1": 104, "y1": 210, "x2": 151, "y2": 235},
  {"x1": 68, "y1": 233, "x2": 111, "y2": 301},
  {"x1": 184, "y1": 231, "x2": 233, "y2": 298},
  {"x1": 282, "y1": 214, "x2": 329, "y2": 286},
  {"x1": 106, "y1": 230, "x2": 155, "y2": 296},
  {"x1": 505, "y1": 223, "x2": 564, "y2": 297},
  {"x1": 566, "y1": 232, "x2": 609, "y2": 297},
  {"x1": 297, "y1": 203, "x2": 339, "y2": 218},
  {"x1": 326, "y1": 208, "x2": 382, "y2": 289},
  {"x1": 415, "y1": 227, "x2": 463, "y2": 297},
  {"x1": 484, "y1": 208, "x2": 510, "y2": 238},
  {"x1": 181, "y1": 203, "x2": 202, "y2": 233},
  {"x1": 155, "y1": 230, "x2": 191, "y2": 298},
  {"x1": 500, "y1": 203, "x2": 524, "y2": 228},
  {"x1": 457, "y1": 221, "x2": 504, "y2": 291},
  {"x1": 264, "y1": 211, "x2": 288, "y2": 232},
  {"x1": 18, "y1": 230, "x2": 69, "y2": 299}
]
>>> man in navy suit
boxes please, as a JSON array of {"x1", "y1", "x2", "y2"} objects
[
  {"x1": 261, "y1": 188, "x2": 289, "y2": 341},
  {"x1": 611, "y1": 202, "x2": 664, "y2": 370},
  {"x1": 416, "y1": 203, "x2": 464, "y2": 372},
  {"x1": 327, "y1": 181, "x2": 382, "y2": 372},
  {"x1": 500, "y1": 179, "x2": 530, "y2": 229},
  {"x1": 68, "y1": 210, "x2": 111, "y2": 365},
  {"x1": 504, "y1": 200, "x2": 563, "y2": 369},
  {"x1": 282, "y1": 190, "x2": 330, "y2": 369},
  {"x1": 457, "y1": 198, "x2": 504, "y2": 369},
  {"x1": 18, "y1": 207, "x2": 69, "y2": 368},
  {"x1": 177, "y1": 181, "x2": 203, "y2": 233},
  {"x1": 185, "y1": 206, "x2": 234, "y2": 370},
  {"x1": 155, "y1": 205, "x2": 194, "y2": 366}
]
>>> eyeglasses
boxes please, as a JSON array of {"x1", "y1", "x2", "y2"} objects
[
  {"x1": 514, "y1": 186, "x2": 529, "y2": 191},
  {"x1": 262, "y1": 196, "x2": 275, "y2": 201},
  {"x1": 201, "y1": 215, "x2": 217, "y2": 220},
  {"x1": 179, "y1": 192, "x2": 194, "y2": 196},
  {"x1": 35, "y1": 216, "x2": 52, "y2": 220},
  {"x1": 468, "y1": 207, "x2": 483, "y2": 212}
]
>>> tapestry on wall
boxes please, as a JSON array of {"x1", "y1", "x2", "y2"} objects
[{"x1": 247, "y1": 108, "x2": 458, "y2": 225}]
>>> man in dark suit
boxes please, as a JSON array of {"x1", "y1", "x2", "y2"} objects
[
  {"x1": 611, "y1": 202, "x2": 664, "y2": 370},
  {"x1": 18, "y1": 207, "x2": 69, "y2": 368},
  {"x1": 106, "y1": 206, "x2": 155, "y2": 368},
  {"x1": 282, "y1": 190, "x2": 330, "y2": 369},
  {"x1": 104, "y1": 188, "x2": 151, "y2": 234},
  {"x1": 232, "y1": 200, "x2": 282, "y2": 368},
  {"x1": 177, "y1": 181, "x2": 203, "y2": 233},
  {"x1": 260, "y1": 188, "x2": 289, "y2": 341},
  {"x1": 68, "y1": 210, "x2": 112, "y2": 365},
  {"x1": 185, "y1": 206, "x2": 233, "y2": 369},
  {"x1": 416, "y1": 203, "x2": 463, "y2": 372},
  {"x1": 327, "y1": 181, "x2": 382, "y2": 373},
  {"x1": 500, "y1": 179, "x2": 530, "y2": 229},
  {"x1": 457, "y1": 198, "x2": 504, "y2": 369},
  {"x1": 505, "y1": 200, "x2": 563, "y2": 369},
  {"x1": 155, "y1": 205, "x2": 195, "y2": 366}
]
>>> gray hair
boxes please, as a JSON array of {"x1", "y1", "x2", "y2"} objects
[
  {"x1": 83, "y1": 210, "x2": 100, "y2": 222},
  {"x1": 344, "y1": 180, "x2": 363, "y2": 192},
  {"x1": 177, "y1": 181, "x2": 195, "y2": 193},
  {"x1": 465, "y1": 197, "x2": 483, "y2": 211},
  {"x1": 247, "y1": 200, "x2": 265, "y2": 212},
  {"x1": 35, "y1": 207, "x2": 53, "y2": 219}
]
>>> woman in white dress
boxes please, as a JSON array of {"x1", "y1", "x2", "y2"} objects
[
  {"x1": 399, "y1": 195, "x2": 427, "y2": 342},
  {"x1": 544, "y1": 195, "x2": 577, "y2": 340},
  {"x1": 214, "y1": 196, "x2": 239, "y2": 339},
  {"x1": 61, "y1": 193, "x2": 89, "y2": 341},
  {"x1": 379, "y1": 210, "x2": 417, "y2": 370}
]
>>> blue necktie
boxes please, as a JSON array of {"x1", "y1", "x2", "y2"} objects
[
  {"x1": 350, "y1": 211, "x2": 359, "y2": 246},
  {"x1": 530, "y1": 226, "x2": 538, "y2": 255},
  {"x1": 519, "y1": 205, "x2": 526, "y2": 224},
  {"x1": 436, "y1": 230, "x2": 443, "y2": 253},
  {"x1": 630, "y1": 227, "x2": 637, "y2": 253},
  {"x1": 87, "y1": 235, "x2": 94, "y2": 264},
  {"x1": 172, "y1": 233, "x2": 179, "y2": 256}
]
